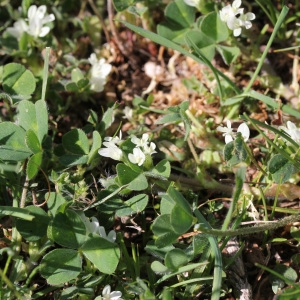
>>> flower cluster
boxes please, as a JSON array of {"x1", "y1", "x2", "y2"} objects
[
  {"x1": 98, "y1": 132, "x2": 156, "y2": 167},
  {"x1": 217, "y1": 120, "x2": 250, "y2": 144},
  {"x1": 94, "y1": 284, "x2": 123, "y2": 300},
  {"x1": 79, "y1": 213, "x2": 116, "y2": 243},
  {"x1": 98, "y1": 131, "x2": 123, "y2": 161},
  {"x1": 6, "y1": 5, "x2": 55, "y2": 39},
  {"x1": 88, "y1": 53, "x2": 112, "y2": 92},
  {"x1": 219, "y1": 0, "x2": 255, "y2": 36},
  {"x1": 129, "y1": 133, "x2": 157, "y2": 166},
  {"x1": 279, "y1": 121, "x2": 300, "y2": 145}
]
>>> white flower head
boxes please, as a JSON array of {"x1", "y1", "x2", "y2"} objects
[
  {"x1": 104, "y1": 131, "x2": 123, "y2": 145},
  {"x1": 6, "y1": 5, "x2": 55, "y2": 39},
  {"x1": 219, "y1": 0, "x2": 255, "y2": 36},
  {"x1": 79, "y1": 214, "x2": 116, "y2": 243},
  {"x1": 217, "y1": 120, "x2": 249, "y2": 144},
  {"x1": 98, "y1": 143, "x2": 123, "y2": 161},
  {"x1": 27, "y1": 5, "x2": 55, "y2": 38},
  {"x1": 94, "y1": 284, "x2": 123, "y2": 300},
  {"x1": 88, "y1": 53, "x2": 112, "y2": 92},
  {"x1": 183, "y1": 0, "x2": 200, "y2": 7},
  {"x1": 239, "y1": 12, "x2": 255, "y2": 29},
  {"x1": 131, "y1": 133, "x2": 149, "y2": 148},
  {"x1": 143, "y1": 142, "x2": 157, "y2": 155},
  {"x1": 279, "y1": 121, "x2": 300, "y2": 145},
  {"x1": 128, "y1": 147, "x2": 146, "y2": 166}
]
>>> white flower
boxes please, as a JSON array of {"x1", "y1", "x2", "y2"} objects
[
  {"x1": 239, "y1": 12, "x2": 255, "y2": 29},
  {"x1": 219, "y1": 0, "x2": 255, "y2": 37},
  {"x1": 88, "y1": 53, "x2": 112, "y2": 92},
  {"x1": 6, "y1": 5, "x2": 55, "y2": 39},
  {"x1": 227, "y1": 16, "x2": 243, "y2": 37},
  {"x1": 143, "y1": 142, "x2": 157, "y2": 155},
  {"x1": 95, "y1": 284, "x2": 123, "y2": 300},
  {"x1": 131, "y1": 133, "x2": 149, "y2": 148},
  {"x1": 123, "y1": 107, "x2": 133, "y2": 121},
  {"x1": 104, "y1": 131, "x2": 123, "y2": 145},
  {"x1": 6, "y1": 19, "x2": 28, "y2": 39},
  {"x1": 128, "y1": 147, "x2": 146, "y2": 166},
  {"x1": 27, "y1": 5, "x2": 55, "y2": 38},
  {"x1": 79, "y1": 213, "x2": 116, "y2": 243},
  {"x1": 98, "y1": 144, "x2": 123, "y2": 161},
  {"x1": 217, "y1": 120, "x2": 250, "y2": 144},
  {"x1": 279, "y1": 121, "x2": 300, "y2": 145},
  {"x1": 183, "y1": 0, "x2": 200, "y2": 7}
]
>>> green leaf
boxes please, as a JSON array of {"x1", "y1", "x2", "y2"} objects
[
  {"x1": 82, "y1": 236, "x2": 120, "y2": 274},
  {"x1": 216, "y1": 45, "x2": 240, "y2": 65},
  {"x1": 151, "y1": 261, "x2": 169, "y2": 274},
  {"x1": 185, "y1": 30, "x2": 215, "y2": 61},
  {"x1": 157, "y1": 0, "x2": 195, "y2": 44},
  {"x1": 26, "y1": 152, "x2": 43, "y2": 179},
  {"x1": 270, "y1": 265, "x2": 297, "y2": 294},
  {"x1": 16, "y1": 206, "x2": 50, "y2": 241},
  {"x1": 62, "y1": 129, "x2": 90, "y2": 155},
  {"x1": 151, "y1": 159, "x2": 171, "y2": 178},
  {"x1": 0, "y1": 206, "x2": 34, "y2": 221},
  {"x1": 112, "y1": 0, "x2": 137, "y2": 12},
  {"x1": 58, "y1": 154, "x2": 88, "y2": 166},
  {"x1": 152, "y1": 214, "x2": 180, "y2": 248},
  {"x1": 35, "y1": 100, "x2": 48, "y2": 143},
  {"x1": 268, "y1": 154, "x2": 294, "y2": 183},
  {"x1": 200, "y1": 11, "x2": 228, "y2": 42},
  {"x1": 116, "y1": 194, "x2": 149, "y2": 216},
  {"x1": 167, "y1": 186, "x2": 192, "y2": 215},
  {"x1": 0, "y1": 122, "x2": 32, "y2": 161},
  {"x1": 87, "y1": 130, "x2": 102, "y2": 164},
  {"x1": 170, "y1": 205, "x2": 193, "y2": 235},
  {"x1": 40, "y1": 249, "x2": 82, "y2": 285},
  {"x1": 51, "y1": 209, "x2": 87, "y2": 248},
  {"x1": 17, "y1": 100, "x2": 48, "y2": 144},
  {"x1": 46, "y1": 193, "x2": 67, "y2": 216},
  {"x1": 25, "y1": 129, "x2": 41, "y2": 154},
  {"x1": 71, "y1": 68, "x2": 84, "y2": 83},
  {"x1": 155, "y1": 113, "x2": 181, "y2": 125},
  {"x1": 164, "y1": 248, "x2": 189, "y2": 272},
  {"x1": 3, "y1": 63, "x2": 36, "y2": 102},
  {"x1": 128, "y1": 173, "x2": 148, "y2": 191}
]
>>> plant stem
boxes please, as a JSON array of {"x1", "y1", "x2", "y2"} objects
[
  {"x1": 244, "y1": 6, "x2": 289, "y2": 93},
  {"x1": 199, "y1": 213, "x2": 300, "y2": 237}
]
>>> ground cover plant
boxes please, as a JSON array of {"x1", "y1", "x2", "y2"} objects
[{"x1": 1, "y1": 0, "x2": 300, "y2": 299}]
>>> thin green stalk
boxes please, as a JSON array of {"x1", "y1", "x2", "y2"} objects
[
  {"x1": 244, "y1": 6, "x2": 289, "y2": 93},
  {"x1": 199, "y1": 213, "x2": 300, "y2": 237},
  {"x1": 221, "y1": 167, "x2": 245, "y2": 231},
  {"x1": 194, "y1": 209, "x2": 222, "y2": 300},
  {"x1": 41, "y1": 47, "x2": 50, "y2": 102},
  {"x1": 0, "y1": 268, "x2": 23, "y2": 300}
]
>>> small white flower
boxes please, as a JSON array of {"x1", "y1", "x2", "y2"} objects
[
  {"x1": 227, "y1": 15, "x2": 243, "y2": 37},
  {"x1": 104, "y1": 131, "x2": 123, "y2": 145},
  {"x1": 79, "y1": 213, "x2": 116, "y2": 243},
  {"x1": 6, "y1": 5, "x2": 55, "y2": 39},
  {"x1": 279, "y1": 121, "x2": 300, "y2": 145},
  {"x1": 27, "y1": 5, "x2": 55, "y2": 38},
  {"x1": 239, "y1": 12, "x2": 255, "y2": 29},
  {"x1": 219, "y1": 0, "x2": 255, "y2": 37},
  {"x1": 217, "y1": 121, "x2": 250, "y2": 144},
  {"x1": 128, "y1": 147, "x2": 146, "y2": 166},
  {"x1": 98, "y1": 143, "x2": 123, "y2": 161},
  {"x1": 183, "y1": 0, "x2": 200, "y2": 7},
  {"x1": 143, "y1": 142, "x2": 157, "y2": 155},
  {"x1": 123, "y1": 106, "x2": 133, "y2": 121},
  {"x1": 217, "y1": 120, "x2": 235, "y2": 144},
  {"x1": 131, "y1": 133, "x2": 149, "y2": 148},
  {"x1": 94, "y1": 284, "x2": 123, "y2": 300},
  {"x1": 6, "y1": 19, "x2": 28, "y2": 39},
  {"x1": 88, "y1": 53, "x2": 112, "y2": 92}
]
